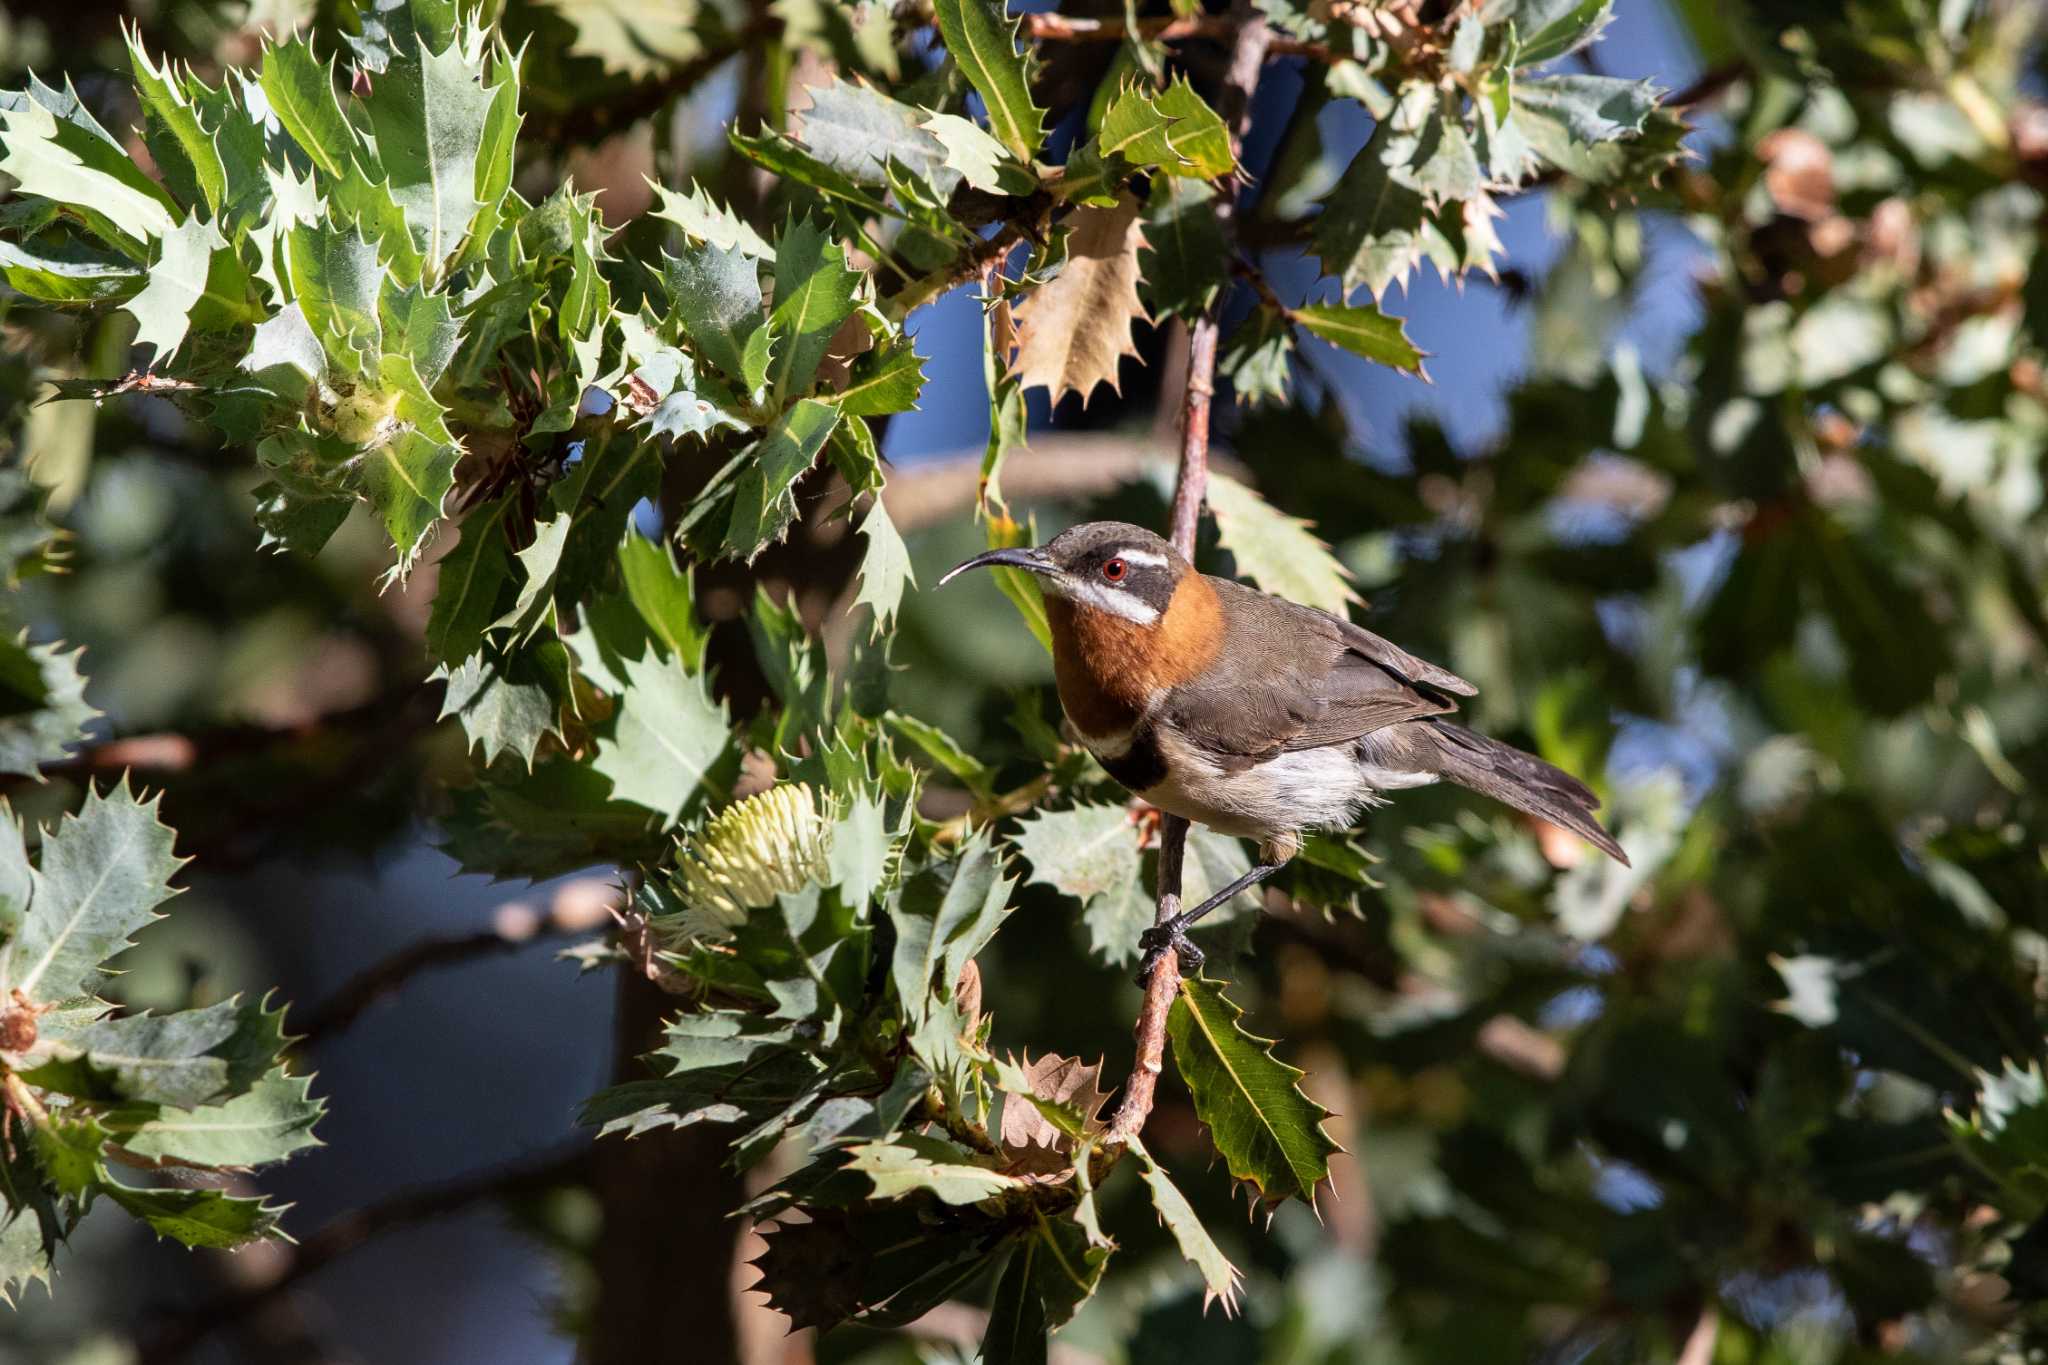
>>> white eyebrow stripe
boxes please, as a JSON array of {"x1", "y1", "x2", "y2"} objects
[
  {"x1": 1115, "y1": 549, "x2": 1170, "y2": 568},
  {"x1": 1067, "y1": 580, "x2": 1161, "y2": 624}
]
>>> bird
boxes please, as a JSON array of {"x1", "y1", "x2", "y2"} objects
[{"x1": 940, "y1": 520, "x2": 1628, "y2": 976}]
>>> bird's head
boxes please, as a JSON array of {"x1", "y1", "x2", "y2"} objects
[{"x1": 938, "y1": 521, "x2": 1190, "y2": 627}]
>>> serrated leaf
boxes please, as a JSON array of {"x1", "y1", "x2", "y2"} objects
[
  {"x1": 618, "y1": 531, "x2": 709, "y2": 670},
  {"x1": 995, "y1": 1053, "x2": 1110, "y2": 1160},
  {"x1": 259, "y1": 37, "x2": 355, "y2": 179},
  {"x1": 933, "y1": 0, "x2": 1046, "y2": 162},
  {"x1": 0, "y1": 233, "x2": 140, "y2": 304},
  {"x1": 126, "y1": 214, "x2": 230, "y2": 363},
  {"x1": 539, "y1": 0, "x2": 706, "y2": 80},
  {"x1": 769, "y1": 218, "x2": 864, "y2": 402},
  {"x1": 1166, "y1": 976, "x2": 1340, "y2": 1209},
  {"x1": 1513, "y1": 74, "x2": 1661, "y2": 146},
  {"x1": 126, "y1": 34, "x2": 227, "y2": 218},
  {"x1": 1099, "y1": 77, "x2": 1235, "y2": 179},
  {"x1": 379, "y1": 282, "x2": 461, "y2": 387},
  {"x1": 1128, "y1": 1135, "x2": 1241, "y2": 1313},
  {"x1": 424, "y1": 500, "x2": 512, "y2": 665},
  {"x1": 114, "y1": 1068, "x2": 323, "y2": 1168},
  {"x1": 1508, "y1": 0, "x2": 1614, "y2": 66},
  {"x1": 1219, "y1": 305, "x2": 1295, "y2": 405},
  {"x1": 0, "y1": 1212, "x2": 51, "y2": 1308},
  {"x1": 1010, "y1": 191, "x2": 1147, "y2": 407},
  {"x1": 793, "y1": 78, "x2": 953, "y2": 191},
  {"x1": 1292, "y1": 301, "x2": 1425, "y2": 374},
  {"x1": 662, "y1": 242, "x2": 766, "y2": 386},
  {"x1": 439, "y1": 758, "x2": 664, "y2": 881},
  {"x1": 362, "y1": 26, "x2": 499, "y2": 274},
  {"x1": 922, "y1": 112, "x2": 1037, "y2": 195},
  {"x1": 0, "y1": 638, "x2": 96, "y2": 779},
  {"x1": 0, "y1": 90, "x2": 178, "y2": 255},
  {"x1": 22, "y1": 996, "x2": 272, "y2": 1107},
  {"x1": 1141, "y1": 177, "x2": 1226, "y2": 322},
  {"x1": 0, "y1": 783, "x2": 181, "y2": 1006},
  {"x1": 852, "y1": 498, "x2": 914, "y2": 633},
  {"x1": 832, "y1": 337, "x2": 925, "y2": 417},
  {"x1": 102, "y1": 1182, "x2": 283, "y2": 1249},
  {"x1": 1204, "y1": 472, "x2": 1359, "y2": 619},
  {"x1": 887, "y1": 833, "x2": 1013, "y2": 1027},
  {"x1": 30, "y1": 1112, "x2": 106, "y2": 1201},
  {"x1": 885, "y1": 712, "x2": 995, "y2": 800},
  {"x1": 1012, "y1": 804, "x2": 1155, "y2": 965},
  {"x1": 287, "y1": 221, "x2": 383, "y2": 376},
  {"x1": 723, "y1": 399, "x2": 841, "y2": 561},
  {"x1": 438, "y1": 646, "x2": 564, "y2": 770},
  {"x1": 846, "y1": 1132, "x2": 1021, "y2": 1204},
  {"x1": 648, "y1": 181, "x2": 776, "y2": 259},
  {"x1": 1313, "y1": 119, "x2": 1428, "y2": 302},
  {"x1": 591, "y1": 650, "x2": 732, "y2": 825}
]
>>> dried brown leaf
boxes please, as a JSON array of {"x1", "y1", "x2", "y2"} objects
[
  {"x1": 998, "y1": 1051, "x2": 1112, "y2": 1177},
  {"x1": 1010, "y1": 192, "x2": 1149, "y2": 407}
]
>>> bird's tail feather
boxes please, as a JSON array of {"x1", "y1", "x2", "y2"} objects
[{"x1": 1420, "y1": 723, "x2": 1629, "y2": 867}]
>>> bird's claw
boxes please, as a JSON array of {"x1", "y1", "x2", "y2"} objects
[{"x1": 1135, "y1": 915, "x2": 1204, "y2": 985}]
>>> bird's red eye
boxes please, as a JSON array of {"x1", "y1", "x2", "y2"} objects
[{"x1": 1101, "y1": 558, "x2": 1127, "y2": 582}]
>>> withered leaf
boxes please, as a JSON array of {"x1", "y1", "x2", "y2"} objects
[
  {"x1": 1009, "y1": 191, "x2": 1148, "y2": 408},
  {"x1": 997, "y1": 1051, "x2": 1111, "y2": 1176}
]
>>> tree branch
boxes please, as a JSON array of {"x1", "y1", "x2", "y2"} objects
[
  {"x1": 136, "y1": 1145, "x2": 594, "y2": 1365},
  {"x1": 1022, "y1": 12, "x2": 1326, "y2": 62},
  {"x1": 1107, "y1": 5, "x2": 1271, "y2": 1148}
]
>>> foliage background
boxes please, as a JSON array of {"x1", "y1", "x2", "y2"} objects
[{"x1": 0, "y1": 0, "x2": 2044, "y2": 1363}]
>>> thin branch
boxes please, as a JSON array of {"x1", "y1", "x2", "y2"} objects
[
  {"x1": 290, "y1": 891, "x2": 614, "y2": 1048},
  {"x1": 136, "y1": 1144, "x2": 594, "y2": 1365},
  {"x1": 1107, "y1": 5, "x2": 1271, "y2": 1148},
  {"x1": 1022, "y1": 12, "x2": 1326, "y2": 63}
]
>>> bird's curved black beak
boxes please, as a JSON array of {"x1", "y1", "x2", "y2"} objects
[{"x1": 938, "y1": 546, "x2": 1054, "y2": 586}]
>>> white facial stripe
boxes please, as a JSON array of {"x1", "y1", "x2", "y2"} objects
[
  {"x1": 1067, "y1": 579, "x2": 1160, "y2": 624},
  {"x1": 1116, "y1": 549, "x2": 1169, "y2": 568}
]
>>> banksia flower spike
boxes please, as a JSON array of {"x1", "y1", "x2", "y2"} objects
[{"x1": 666, "y1": 783, "x2": 835, "y2": 941}]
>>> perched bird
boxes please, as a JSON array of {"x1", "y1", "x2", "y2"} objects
[{"x1": 941, "y1": 520, "x2": 1627, "y2": 973}]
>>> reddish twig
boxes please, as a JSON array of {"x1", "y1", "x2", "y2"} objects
[{"x1": 1107, "y1": 7, "x2": 1271, "y2": 1148}]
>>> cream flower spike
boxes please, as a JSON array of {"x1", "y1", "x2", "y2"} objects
[{"x1": 671, "y1": 783, "x2": 835, "y2": 941}]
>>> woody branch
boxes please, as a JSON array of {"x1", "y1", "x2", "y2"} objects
[{"x1": 1108, "y1": 4, "x2": 1272, "y2": 1145}]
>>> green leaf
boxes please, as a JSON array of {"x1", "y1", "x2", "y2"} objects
[
  {"x1": 648, "y1": 181, "x2": 776, "y2": 260},
  {"x1": 361, "y1": 25, "x2": 499, "y2": 274},
  {"x1": 1204, "y1": 472, "x2": 1359, "y2": 619},
  {"x1": 662, "y1": 242, "x2": 766, "y2": 387},
  {"x1": 439, "y1": 758, "x2": 665, "y2": 881},
  {"x1": 114, "y1": 1068, "x2": 324, "y2": 1168},
  {"x1": 0, "y1": 233, "x2": 140, "y2": 304},
  {"x1": 619, "y1": 531, "x2": 710, "y2": 670},
  {"x1": 852, "y1": 498, "x2": 914, "y2": 633},
  {"x1": 1218, "y1": 305, "x2": 1295, "y2": 405},
  {"x1": 1141, "y1": 177, "x2": 1227, "y2": 322},
  {"x1": 932, "y1": 0, "x2": 1046, "y2": 162},
  {"x1": 0, "y1": 782, "x2": 182, "y2": 1006},
  {"x1": 885, "y1": 712, "x2": 995, "y2": 800},
  {"x1": 922, "y1": 112, "x2": 1038, "y2": 195},
  {"x1": 1166, "y1": 976, "x2": 1340, "y2": 1210},
  {"x1": 0, "y1": 638, "x2": 96, "y2": 779},
  {"x1": 983, "y1": 1238, "x2": 1050, "y2": 1365},
  {"x1": 1508, "y1": 0, "x2": 1614, "y2": 66},
  {"x1": 102, "y1": 1182, "x2": 283, "y2": 1249},
  {"x1": 1012, "y1": 804, "x2": 1153, "y2": 965},
  {"x1": 1128, "y1": 1135, "x2": 1242, "y2": 1312},
  {"x1": 768, "y1": 218, "x2": 863, "y2": 401},
  {"x1": 0, "y1": 87, "x2": 178, "y2": 255},
  {"x1": 1313, "y1": 119, "x2": 1429, "y2": 302},
  {"x1": 887, "y1": 833, "x2": 1013, "y2": 1026},
  {"x1": 538, "y1": 0, "x2": 707, "y2": 80},
  {"x1": 832, "y1": 337, "x2": 925, "y2": 417},
  {"x1": 0, "y1": 1212, "x2": 51, "y2": 1308},
  {"x1": 424, "y1": 499, "x2": 513, "y2": 665},
  {"x1": 845, "y1": 1132, "x2": 1021, "y2": 1204},
  {"x1": 126, "y1": 33, "x2": 226, "y2": 218},
  {"x1": 31, "y1": 1111, "x2": 106, "y2": 1201},
  {"x1": 590, "y1": 650, "x2": 733, "y2": 824},
  {"x1": 287, "y1": 221, "x2": 384, "y2": 376},
  {"x1": 378, "y1": 282, "x2": 461, "y2": 387},
  {"x1": 125, "y1": 214, "x2": 230, "y2": 363},
  {"x1": 793, "y1": 77, "x2": 954, "y2": 191},
  {"x1": 1512, "y1": 74, "x2": 1661, "y2": 146},
  {"x1": 1098, "y1": 77, "x2": 1235, "y2": 179},
  {"x1": 723, "y1": 399, "x2": 841, "y2": 562},
  {"x1": 438, "y1": 646, "x2": 565, "y2": 770},
  {"x1": 259, "y1": 37, "x2": 356, "y2": 179},
  {"x1": 1292, "y1": 301, "x2": 1426, "y2": 375}
]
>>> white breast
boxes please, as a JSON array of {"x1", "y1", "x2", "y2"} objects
[{"x1": 1136, "y1": 730, "x2": 1428, "y2": 842}]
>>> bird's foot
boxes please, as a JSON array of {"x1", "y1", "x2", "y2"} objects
[{"x1": 1135, "y1": 914, "x2": 1204, "y2": 984}]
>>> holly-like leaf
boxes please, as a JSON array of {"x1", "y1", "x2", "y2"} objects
[
  {"x1": 1218, "y1": 305, "x2": 1295, "y2": 405},
  {"x1": 437, "y1": 646, "x2": 564, "y2": 770},
  {"x1": 852, "y1": 498, "x2": 914, "y2": 633},
  {"x1": 661, "y1": 242, "x2": 766, "y2": 388},
  {"x1": 0, "y1": 782, "x2": 182, "y2": 1007},
  {"x1": 1166, "y1": 976, "x2": 1340, "y2": 1210},
  {"x1": 125, "y1": 33, "x2": 226, "y2": 218},
  {"x1": 994, "y1": 1053, "x2": 1111, "y2": 1161},
  {"x1": 0, "y1": 86, "x2": 178, "y2": 254},
  {"x1": 0, "y1": 233, "x2": 140, "y2": 304},
  {"x1": 1010, "y1": 192, "x2": 1148, "y2": 407},
  {"x1": 1292, "y1": 301, "x2": 1426, "y2": 375},
  {"x1": 0, "y1": 637, "x2": 96, "y2": 779},
  {"x1": 723, "y1": 399, "x2": 841, "y2": 561},
  {"x1": 1513, "y1": 74, "x2": 1661, "y2": 146},
  {"x1": 126, "y1": 214, "x2": 230, "y2": 364},
  {"x1": 793, "y1": 78, "x2": 954, "y2": 191},
  {"x1": 932, "y1": 0, "x2": 1046, "y2": 162},
  {"x1": 1098, "y1": 78, "x2": 1235, "y2": 179},
  {"x1": 361, "y1": 24, "x2": 499, "y2": 273},
  {"x1": 258, "y1": 36, "x2": 356, "y2": 179},
  {"x1": 538, "y1": 0, "x2": 707, "y2": 81},
  {"x1": 832, "y1": 338, "x2": 925, "y2": 417},
  {"x1": 768, "y1": 218, "x2": 863, "y2": 401},
  {"x1": 1141, "y1": 177, "x2": 1227, "y2": 322},
  {"x1": 102, "y1": 1182, "x2": 284, "y2": 1249},
  {"x1": 618, "y1": 531, "x2": 710, "y2": 670},
  {"x1": 1011, "y1": 803, "x2": 1153, "y2": 965},
  {"x1": 425, "y1": 499, "x2": 514, "y2": 666},
  {"x1": 287, "y1": 221, "x2": 383, "y2": 376},
  {"x1": 846, "y1": 1132, "x2": 1022, "y2": 1205},
  {"x1": 1204, "y1": 472, "x2": 1358, "y2": 620},
  {"x1": 1507, "y1": 0, "x2": 1615, "y2": 66},
  {"x1": 114, "y1": 1068, "x2": 324, "y2": 1168},
  {"x1": 590, "y1": 649, "x2": 733, "y2": 824},
  {"x1": 1314, "y1": 120, "x2": 1429, "y2": 302},
  {"x1": 922, "y1": 112, "x2": 1037, "y2": 195},
  {"x1": 1128, "y1": 1135, "x2": 1241, "y2": 1313},
  {"x1": 887, "y1": 833, "x2": 1013, "y2": 1027},
  {"x1": 650, "y1": 182, "x2": 776, "y2": 259}
]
